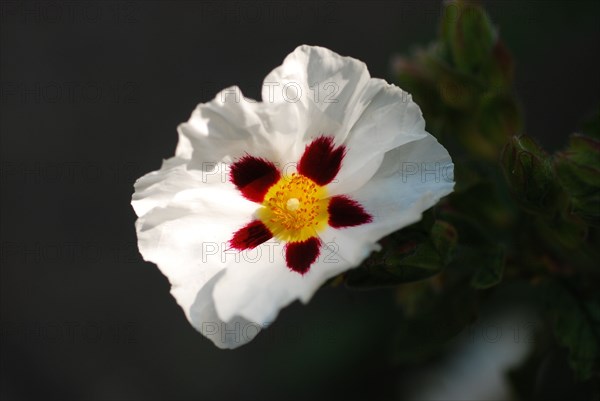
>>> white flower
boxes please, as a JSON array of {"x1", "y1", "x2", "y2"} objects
[{"x1": 131, "y1": 45, "x2": 454, "y2": 349}]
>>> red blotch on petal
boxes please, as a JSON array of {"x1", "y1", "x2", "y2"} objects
[
  {"x1": 229, "y1": 220, "x2": 273, "y2": 250},
  {"x1": 328, "y1": 195, "x2": 373, "y2": 228},
  {"x1": 298, "y1": 136, "x2": 345, "y2": 186},
  {"x1": 230, "y1": 156, "x2": 280, "y2": 203},
  {"x1": 285, "y1": 237, "x2": 321, "y2": 275}
]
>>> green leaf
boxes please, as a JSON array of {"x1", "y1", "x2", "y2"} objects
[
  {"x1": 566, "y1": 134, "x2": 600, "y2": 167},
  {"x1": 554, "y1": 301, "x2": 600, "y2": 381},
  {"x1": 430, "y1": 220, "x2": 458, "y2": 265},
  {"x1": 344, "y1": 260, "x2": 441, "y2": 289},
  {"x1": 345, "y1": 220, "x2": 457, "y2": 289},
  {"x1": 501, "y1": 135, "x2": 558, "y2": 215},
  {"x1": 470, "y1": 245, "x2": 505, "y2": 289},
  {"x1": 451, "y1": 159, "x2": 482, "y2": 193},
  {"x1": 536, "y1": 213, "x2": 588, "y2": 252},
  {"x1": 542, "y1": 280, "x2": 600, "y2": 380},
  {"x1": 554, "y1": 134, "x2": 600, "y2": 225},
  {"x1": 444, "y1": 179, "x2": 514, "y2": 243}
]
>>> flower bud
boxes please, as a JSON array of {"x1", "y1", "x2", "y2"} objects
[
  {"x1": 478, "y1": 93, "x2": 521, "y2": 147},
  {"x1": 441, "y1": 0, "x2": 497, "y2": 77},
  {"x1": 554, "y1": 134, "x2": 600, "y2": 225},
  {"x1": 501, "y1": 136, "x2": 556, "y2": 214}
]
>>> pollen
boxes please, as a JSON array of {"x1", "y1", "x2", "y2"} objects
[
  {"x1": 257, "y1": 173, "x2": 329, "y2": 242},
  {"x1": 286, "y1": 198, "x2": 300, "y2": 211}
]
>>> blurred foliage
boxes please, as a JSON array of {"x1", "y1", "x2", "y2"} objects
[{"x1": 335, "y1": 0, "x2": 600, "y2": 396}]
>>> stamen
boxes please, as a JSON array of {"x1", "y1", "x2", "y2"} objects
[{"x1": 257, "y1": 174, "x2": 330, "y2": 243}]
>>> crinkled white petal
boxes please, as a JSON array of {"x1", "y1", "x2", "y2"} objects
[
  {"x1": 325, "y1": 134, "x2": 455, "y2": 263},
  {"x1": 178, "y1": 88, "x2": 299, "y2": 168},
  {"x1": 133, "y1": 161, "x2": 261, "y2": 348},
  {"x1": 132, "y1": 157, "x2": 191, "y2": 216},
  {"x1": 329, "y1": 83, "x2": 429, "y2": 195},
  {"x1": 261, "y1": 45, "x2": 372, "y2": 152},
  {"x1": 178, "y1": 46, "x2": 429, "y2": 188},
  {"x1": 187, "y1": 271, "x2": 261, "y2": 349},
  {"x1": 211, "y1": 239, "x2": 356, "y2": 325},
  {"x1": 132, "y1": 45, "x2": 455, "y2": 348},
  {"x1": 262, "y1": 45, "x2": 433, "y2": 195}
]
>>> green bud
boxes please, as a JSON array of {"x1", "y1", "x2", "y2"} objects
[
  {"x1": 423, "y1": 52, "x2": 479, "y2": 110},
  {"x1": 554, "y1": 134, "x2": 600, "y2": 225},
  {"x1": 501, "y1": 136, "x2": 556, "y2": 215},
  {"x1": 478, "y1": 93, "x2": 522, "y2": 146},
  {"x1": 441, "y1": 1, "x2": 497, "y2": 77},
  {"x1": 470, "y1": 245, "x2": 505, "y2": 289},
  {"x1": 438, "y1": 73, "x2": 479, "y2": 110},
  {"x1": 430, "y1": 220, "x2": 458, "y2": 265},
  {"x1": 391, "y1": 53, "x2": 442, "y2": 118},
  {"x1": 489, "y1": 40, "x2": 515, "y2": 88}
]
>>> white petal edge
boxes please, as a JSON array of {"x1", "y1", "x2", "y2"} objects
[
  {"x1": 177, "y1": 46, "x2": 430, "y2": 195},
  {"x1": 324, "y1": 134, "x2": 455, "y2": 263},
  {"x1": 132, "y1": 161, "x2": 262, "y2": 348},
  {"x1": 211, "y1": 238, "x2": 358, "y2": 325},
  {"x1": 261, "y1": 45, "x2": 374, "y2": 150}
]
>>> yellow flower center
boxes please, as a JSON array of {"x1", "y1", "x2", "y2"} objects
[{"x1": 257, "y1": 173, "x2": 330, "y2": 242}]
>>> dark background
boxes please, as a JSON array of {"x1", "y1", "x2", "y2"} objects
[{"x1": 1, "y1": 1, "x2": 598, "y2": 400}]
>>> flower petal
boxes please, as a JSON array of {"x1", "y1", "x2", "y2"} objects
[
  {"x1": 134, "y1": 178, "x2": 254, "y2": 287},
  {"x1": 132, "y1": 161, "x2": 262, "y2": 346},
  {"x1": 285, "y1": 237, "x2": 321, "y2": 274},
  {"x1": 327, "y1": 195, "x2": 372, "y2": 228},
  {"x1": 323, "y1": 134, "x2": 454, "y2": 263},
  {"x1": 179, "y1": 47, "x2": 424, "y2": 186},
  {"x1": 188, "y1": 272, "x2": 261, "y2": 349},
  {"x1": 211, "y1": 240, "x2": 355, "y2": 325},
  {"x1": 327, "y1": 82, "x2": 430, "y2": 196},
  {"x1": 132, "y1": 157, "x2": 194, "y2": 217},
  {"x1": 229, "y1": 220, "x2": 273, "y2": 250},
  {"x1": 178, "y1": 87, "x2": 301, "y2": 169},
  {"x1": 261, "y1": 45, "x2": 375, "y2": 156},
  {"x1": 230, "y1": 156, "x2": 281, "y2": 202},
  {"x1": 297, "y1": 136, "x2": 345, "y2": 186}
]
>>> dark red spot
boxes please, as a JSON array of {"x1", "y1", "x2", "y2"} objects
[
  {"x1": 285, "y1": 237, "x2": 321, "y2": 274},
  {"x1": 328, "y1": 195, "x2": 372, "y2": 228},
  {"x1": 229, "y1": 220, "x2": 273, "y2": 250},
  {"x1": 230, "y1": 156, "x2": 280, "y2": 203},
  {"x1": 297, "y1": 136, "x2": 345, "y2": 186}
]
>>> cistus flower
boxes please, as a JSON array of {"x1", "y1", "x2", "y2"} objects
[
  {"x1": 229, "y1": 136, "x2": 374, "y2": 274},
  {"x1": 132, "y1": 45, "x2": 454, "y2": 349}
]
